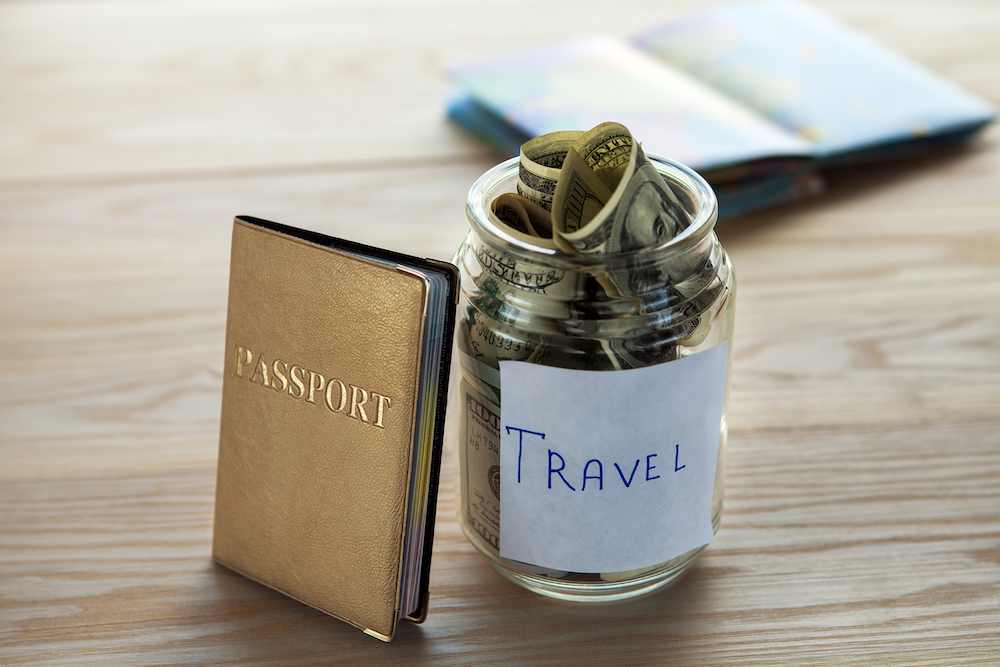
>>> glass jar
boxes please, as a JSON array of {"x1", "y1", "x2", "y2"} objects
[{"x1": 455, "y1": 155, "x2": 735, "y2": 601}]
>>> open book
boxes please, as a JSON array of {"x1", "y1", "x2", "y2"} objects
[{"x1": 447, "y1": 0, "x2": 995, "y2": 217}]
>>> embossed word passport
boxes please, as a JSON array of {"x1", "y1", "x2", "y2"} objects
[{"x1": 212, "y1": 215, "x2": 457, "y2": 641}]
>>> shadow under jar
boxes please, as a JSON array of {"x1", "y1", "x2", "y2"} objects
[{"x1": 455, "y1": 155, "x2": 735, "y2": 601}]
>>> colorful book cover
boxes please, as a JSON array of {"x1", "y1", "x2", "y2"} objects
[{"x1": 446, "y1": 0, "x2": 994, "y2": 217}]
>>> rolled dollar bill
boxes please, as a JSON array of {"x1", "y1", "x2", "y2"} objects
[
  {"x1": 552, "y1": 122, "x2": 688, "y2": 257},
  {"x1": 491, "y1": 193, "x2": 553, "y2": 239},
  {"x1": 550, "y1": 146, "x2": 614, "y2": 249},
  {"x1": 515, "y1": 180, "x2": 557, "y2": 213},
  {"x1": 517, "y1": 130, "x2": 583, "y2": 210},
  {"x1": 487, "y1": 122, "x2": 703, "y2": 370},
  {"x1": 567, "y1": 122, "x2": 633, "y2": 192}
]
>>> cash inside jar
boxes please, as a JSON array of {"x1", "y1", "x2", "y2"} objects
[{"x1": 456, "y1": 122, "x2": 735, "y2": 601}]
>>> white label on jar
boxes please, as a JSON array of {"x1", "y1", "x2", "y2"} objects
[{"x1": 498, "y1": 343, "x2": 727, "y2": 574}]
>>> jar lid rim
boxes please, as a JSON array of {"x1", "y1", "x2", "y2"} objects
[{"x1": 465, "y1": 154, "x2": 719, "y2": 263}]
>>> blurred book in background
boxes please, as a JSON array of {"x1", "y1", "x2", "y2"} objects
[{"x1": 446, "y1": 0, "x2": 995, "y2": 219}]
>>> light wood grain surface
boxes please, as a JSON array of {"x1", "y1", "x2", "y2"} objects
[{"x1": 2, "y1": 0, "x2": 998, "y2": 664}]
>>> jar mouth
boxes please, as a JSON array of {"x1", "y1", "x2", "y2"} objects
[{"x1": 465, "y1": 154, "x2": 718, "y2": 266}]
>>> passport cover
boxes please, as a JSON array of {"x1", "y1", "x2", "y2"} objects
[{"x1": 212, "y1": 215, "x2": 457, "y2": 641}]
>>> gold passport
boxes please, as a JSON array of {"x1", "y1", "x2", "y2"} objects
[{"x1": 212, "y1": 216, "x2": 457, "y2": 641}]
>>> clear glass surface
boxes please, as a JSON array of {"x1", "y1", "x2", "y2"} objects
[{"x1": 456, "y1": 156, "x2": 735, "y2": 601}]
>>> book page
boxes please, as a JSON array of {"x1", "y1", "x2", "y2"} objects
[
  {"x1": 635, "y1": 0, "x2": 995, "y2": 158},
  {"x1": 449, "y1": 37, "x2": 812, "y2": 172}
]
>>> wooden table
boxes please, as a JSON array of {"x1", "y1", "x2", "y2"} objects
[{"x1": 2, "y1": 1, "x2": 998, "y2": 664}]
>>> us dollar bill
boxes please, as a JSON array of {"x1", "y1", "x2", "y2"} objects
[
  {"x1": 564, "y1": 122, "x2": 633, "y2": 192},
  {"x1": 486, "y1": 123, "x2": 705, "y2": 368},
  {"x1": 516, "y1": 130, "x2": 583, "y2": 210},
  {"x1": 459, "y1": 378, "x2": 502, "y2": 555},
  {"x1": 491, "y1": 193, "x2": 552, "y2": 238},
  {"x1": 552, "y1": 123, "x2": 689, "y2": 258},
  {"x1": 551, "y1": 146, "x2": 614, "y2": 248}
]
